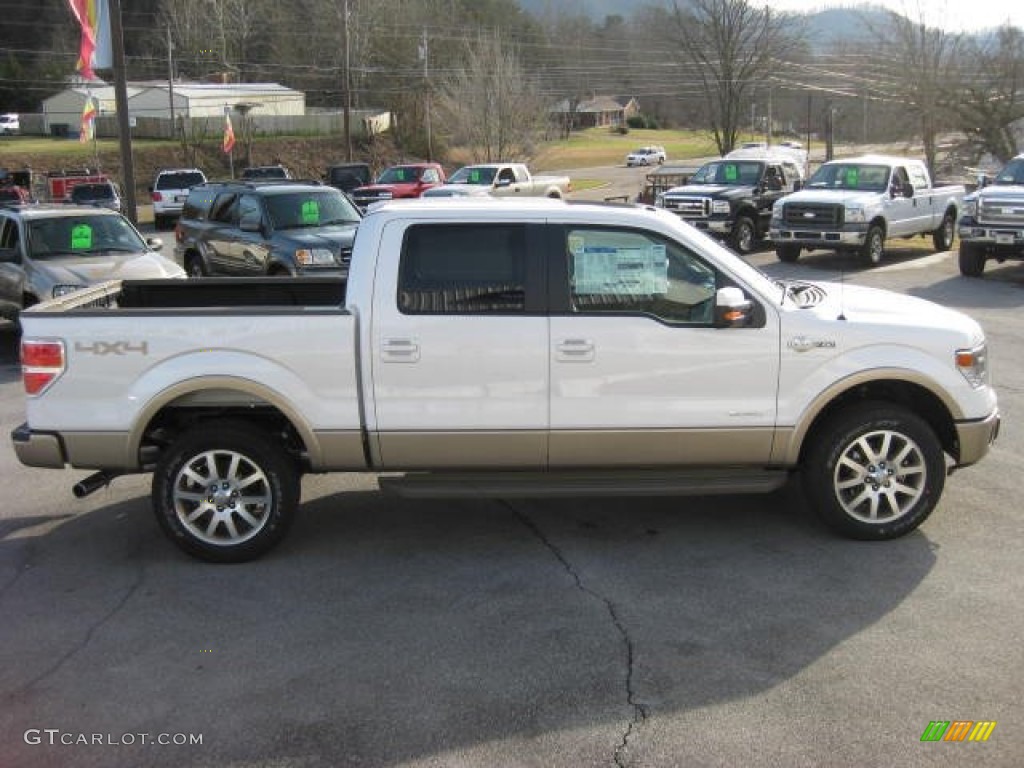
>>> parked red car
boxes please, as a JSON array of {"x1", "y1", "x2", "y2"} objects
[{"x1": 349, "y1": 163, "x2": 446, "y2": 212}]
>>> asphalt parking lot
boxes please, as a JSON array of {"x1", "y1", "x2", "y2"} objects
[{"x1": 1, "y1": 207, "x2": 1022, "y2": 766}]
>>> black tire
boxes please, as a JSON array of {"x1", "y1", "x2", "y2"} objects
[
  {"x1": 731, "y1": 215, "x2": 757, "y2": 255},
  {"x1": 184, "y1": 252, "x2": 206, "y2": 278},
  {"x1": 777, "y1": 244, "x2": 801, "y2": 263},
  {"x1": 860, "y1": 224, "x2": 885, "y2": 265},
  {"x1": 152, "y1": 420, "x2": 300, "y2": 562},
  {"x1": 802, "y1": 402, "x2": 945, "y2": 540},
  {"x1": 932, "y1": 210, "x2": 955, "y2": 252},
  {"x1": 958, "y1": 242, "x2": 986, "y2": 277}
]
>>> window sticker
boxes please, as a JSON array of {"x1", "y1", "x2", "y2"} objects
[
  {"x1": 469, "y1": 169, "x2": 481, "y2": 183},
  {"x1": 71, "y1": 223, "x2": 93, "y2": 250},
  {"x1": 574, "y1": 244, "x2": 668, "y2": 296},
  {"x1": 568, "y1": 234, "x2": 585, "y2": 257},
  {"x1": 724, "y1": 164, "x2": 739, "y2": 182},
  {"x1": 301, "y1": 199, "x2": 320, "y2": 225},
  {"x1": 845, "y1": 168, "x2": 859, "y2": 187}
]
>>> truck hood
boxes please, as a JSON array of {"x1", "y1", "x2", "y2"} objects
[
  {"x1": 781, "y1": 188, "x2": 879, "y2": 206},
  {"x1": 279, "y1": 225, "x2": 358, "y2": 248},
  {"x1": 35, "y1": 251, "x2": 185, "y2": 287},
  {"x1": 421, "y1": 184, "x2": 490, "y2": 198},
  {"x1": 664, "y1": 184, "x2": 754, "y2": 198},
  {"x1": 973, "y1": 183, "x2": 1024, "y2": 201},
  {"x1": 792, "y1": 281, "x2": 983, "y2": 346}
]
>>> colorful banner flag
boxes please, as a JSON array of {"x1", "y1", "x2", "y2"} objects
[
  {"x1": 222, "y1": 112, "x2": 236, "y2": 154},
  {"x1": 67, "y1": 0, "x2": 98, "y2": 80},
  {"x1": 79, "y1": 95, "x2": 97, "y2": 143}
]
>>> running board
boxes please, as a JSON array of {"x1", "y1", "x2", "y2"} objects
[{"x1": 378, "y1": 469, "x2": 789, "y2": 499}]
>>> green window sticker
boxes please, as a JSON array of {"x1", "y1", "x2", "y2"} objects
[
  {"x1": 300, "y1": 200, "x2": 320, "y2": 225},
  {"x1": 469, "y1": 170, "x2": 481, "y2": 183},
  {"x1": 71, "y1": 223, "x2": 93, "y2": 250},
  {"x1": 724, "y1": 164, "x2": 738, "y2": 181},
  {"x1": 845, "y1": 168, "x2": 859, "y2": 187}
]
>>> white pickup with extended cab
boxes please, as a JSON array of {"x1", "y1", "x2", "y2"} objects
[
  {"x1": 12, "y1": 199, "x2": 999, "y2": 561},
  {"x1": 420, "y1": 163, "x2": 570, "y2": 199},
  {"x1": 770, "y1": 155, "x2": 963, "y2": 264}
]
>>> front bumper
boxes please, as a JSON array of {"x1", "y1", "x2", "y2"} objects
[
  {"x1": 770, "y1": 223, "x2": 868, "y2": 248},
  {"x1": 958, "y1": 220, "x2": 1024, "y2": 249},
  {"x1": 954, "y1": 409, "x2": 1001, "y2": 467}
]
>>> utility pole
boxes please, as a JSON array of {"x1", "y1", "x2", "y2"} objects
[
  {"x1": 420, "y1": 29, "x2": 432, "y2": 162},
  {"x1": 166, "y1": 26, "x2": 176, "y2": 141},
  {"x1": 342, "y1": 0, "x2": 352, "y2": 161},
  {"x1": 109, "y1": 0, "x2": 137, "y2": 224}
]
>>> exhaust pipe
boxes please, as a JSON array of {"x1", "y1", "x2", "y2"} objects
[{"x1": 72, "y1": 471, "x2": 120, "y2": 498}]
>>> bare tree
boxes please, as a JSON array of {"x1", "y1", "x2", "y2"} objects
[
  {"x1": 434, "y1": 32, "x2": 548, "y2": 162},
  {"x1": 866, "y1": 9, "x2": 962, "y2": 176},
  {"x1": 666, "y1": 0, "x2": 804, "y2": 155},
  {"x1": 948, "y1": 25, "x2": 1024, "y2": 165}
]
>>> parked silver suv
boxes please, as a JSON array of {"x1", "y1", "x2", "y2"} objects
[{"x1": 150, "y1": 168, "x2": 207, "y2": 230}]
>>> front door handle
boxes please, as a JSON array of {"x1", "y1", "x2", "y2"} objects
[
  {"x1": 556, "y1": 338, "x2": 595, "y2": 362},
  {"x1": 381, "y1": 338, "x2": 420, "y2": 363}
]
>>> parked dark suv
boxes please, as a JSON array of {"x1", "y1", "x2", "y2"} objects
[{"x1": 174, "y1": 180, "x2": 362, "y2": 278}]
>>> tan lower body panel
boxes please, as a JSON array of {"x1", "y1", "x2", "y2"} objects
[
  {"x1": 62, "y1": 432, "x2": 136, "y2": 470},
  {"x1": 373, "y1": 431, "x2": 548, "y2": 470},
  {"x1": 548, "y1": 428, "x2": 775, "y2": 467}
]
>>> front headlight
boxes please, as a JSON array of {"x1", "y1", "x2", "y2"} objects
[
  {"x1": 956, "y1": 343, "x2": 989, "y2": 388},
  {"x1": 711, "y1": 200, "x2": 730, "y2": 214},
  {"x1": 771, "y1": 200, "x2": 784, "y2": 218},
  {"x1": 294, "y1": 248, "x2": 337, "y2": 266},
  {"x1": 962, "y1": 198, "x2": 977, "y2": 217},
  {"x1": 845, "y1": 206, "x2": 866, "y2": 223},
  {"x1": 52, "y1": 284, "x2": 86, "y2": 298},
  {"x1": 655, "y1": 194, "x2": 665, "y2": 208}
]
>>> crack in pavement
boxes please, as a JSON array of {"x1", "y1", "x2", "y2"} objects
[
  {"x1": 6, "y1": 552, "x2": 148, "y2": 701},
  {"x1": 504, "y1": 502, "x2": 647, "y2": 767}
]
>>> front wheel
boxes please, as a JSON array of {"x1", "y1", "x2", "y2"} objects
[
  {"x1": 731, "y1": 216, "x2": 757, "y2": 255},
  {"x1": 860, "y1": 224, "x2": 885, "y2": 265},
  {"x1": 958, "y1": 242, "x2": 986, "y2": 277},
  {"x1": 776, "y1": 244, "x2": 801, "y2": 263},
  {"x1": 152, "y1": 420, "x2": 300, "y2": 562},
  {"x1": 932, "y1": 210, "x2": 955, "y2": 252},
  {"x1": 803, "y1": 403, "x2": 945, "y2": 540}
]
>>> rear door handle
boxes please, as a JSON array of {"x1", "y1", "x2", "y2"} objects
[
  {"x1": 381, "y1": 338, "x2": 420, "y2": 363},
  {"x1": 556, "y1": 338, "x2": 595, "y2": 362}
]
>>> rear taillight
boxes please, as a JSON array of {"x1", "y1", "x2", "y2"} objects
[
  {"x1": 21, "y1": 339, "x2": 66, "y2": 396},
  {"x1": 151, "y1": 191, "x2": 163, "y2": 202}
]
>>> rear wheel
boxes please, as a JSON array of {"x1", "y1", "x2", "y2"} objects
[
  {"x1": 860, "y1": 224, "x2": 885, "y2": 265},
  {"x1": 152, "y1": 420, "x2": 300, "y2": 562},
  {"x1": 958, "y1": 242, "x2": 986, "y2": 277},
  {"x1": 776, "y1": 245, "x2": 801, "y2": 263},
  {"x1": 932, "y1": 210, "x2": 955, "y2": 252},
  {"x1": 803, "y1": 402, "x2": 945, "y2": 540}
]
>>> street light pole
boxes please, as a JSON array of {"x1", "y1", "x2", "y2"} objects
[{"x1": 108, "y1": 0, "x2": 137, "y2": 224}]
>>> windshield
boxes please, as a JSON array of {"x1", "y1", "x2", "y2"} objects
[
  {"x1": 156, "y1": 172, "x2": 205, "y2": 190},
  {"x1": 71, "y1": 184, "x2": 115, "y2": 201},
  {"x1": 807, "y1": 163, "x2": 890, "y2": 192},
  {"x1": 28, "y1": 214, "x2": 146, "y2": 257},
  {"x1": 993, "y1": 158, "x2": 1024, "y2": 185},
  {"x1": 264, "y1": 189, "x2": 361, "y2": 229},
  {"x1": 377, "y1": 166, "x2": 422, "y2": 184},
  {"x1": 690, "y1": 160, "x2": 764, "y2": 186},
  {"x1": 448, "y1": 167, "x2": 496, "y2": 185}
]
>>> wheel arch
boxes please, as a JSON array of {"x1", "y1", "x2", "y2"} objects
[
  {"x1": 778, "y1": 373, "x2": 961, "y2": 466},
  {"x1": 130, "y1": 376, "x2": 321, "y2": 472}
]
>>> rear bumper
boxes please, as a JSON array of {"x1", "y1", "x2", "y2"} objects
[
  {"x1": 955, "y1": 409, "x2": 1000, "y2": 467},
  {"x1": 11, "y1": 423, "x2": 67, "y2": 468}
]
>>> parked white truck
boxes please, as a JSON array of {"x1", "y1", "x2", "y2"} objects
[
  {"x1": 957, "y1": 154, "x2": 1024, "y2": 277},
  {"x1": 770, "y1": 155, "x2": 963, "y2": 264},
  {"x1": 421, "y1": 163, "x2": 571, "y2": 199},
  {"x1": 12, "y1": 199, "x2": 998, "y2": 562}
]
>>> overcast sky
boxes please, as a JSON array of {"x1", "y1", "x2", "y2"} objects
[{"x1": 766, "y1": 0, "x2": 1022, "y2": 32}]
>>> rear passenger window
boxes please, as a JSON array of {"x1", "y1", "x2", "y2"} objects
[{"x1": 398, "y1": 224, "x2": 526, "y2": 314}]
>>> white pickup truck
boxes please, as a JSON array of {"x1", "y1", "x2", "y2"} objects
[
  {"x1": 12, "y1": 199, "x2": 999, "y2": 562},
  {"x1": 421, "y1": 163, "x2": 571, "y2": 199},
  {"x1": 770, "y1": 155, "x2": 963, "y2": 264}
]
